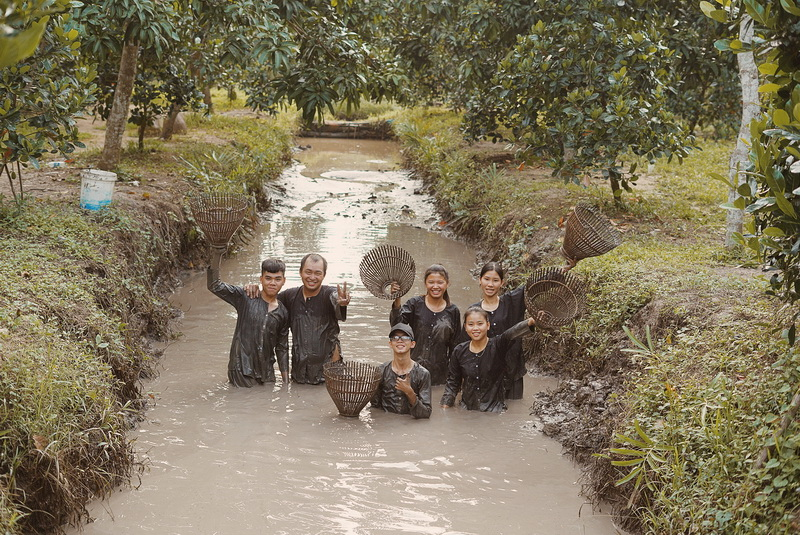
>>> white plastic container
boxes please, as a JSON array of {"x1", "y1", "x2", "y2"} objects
[{"x1": 80, "y1": 169, "x2": 117, "y2": 210}]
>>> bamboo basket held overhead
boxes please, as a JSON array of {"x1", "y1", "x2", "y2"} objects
[
  {"x1": 359, "y1": 244, "x2": 416, "y2": 300},
  {"x1": 323, "y1": 361, "x2": 382, "y2": 417},
  {"x1": 188, "y1": 192, "x2": 250, "y2": 249},
  {"x1": 525, "y1": 267, "x2": 588, "y2": 329},
  {"x1": 561, "y1": 203, "x2": 622, "y2": 264}
]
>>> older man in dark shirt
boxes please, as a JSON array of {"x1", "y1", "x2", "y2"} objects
[
  {"x1": 370, "y1": 323, "x2": 432, "y2": 419},
  {"x1": 247, "y1": 253, "x2": 350, "y2": 384}
]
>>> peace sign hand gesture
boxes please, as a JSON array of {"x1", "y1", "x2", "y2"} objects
[{"x1": 337, "y1": 282, "x2": 351, "y2": 306}]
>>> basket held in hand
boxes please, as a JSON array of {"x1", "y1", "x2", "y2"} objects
[
  {"x1": 323, "y1": 361, "x2": 382, "y2": 417},
  {"x1": 359, "y1": 244, "x2": 416, "y2": 300},
  {"x1": 561, "y1": 203, "x2": 622, "y2": 263},
  {"x1": 525, "y1": 267, "x2": 588, "y2": 328},
  {"x1": 189, "y1": 192, "x2": 250, "y2": 248}
]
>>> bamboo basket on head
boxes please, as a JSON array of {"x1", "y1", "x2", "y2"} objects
[
  {"x1": 359, "y1": 244, "x2": 416, "y2": 300},
  {"x1": 188, "y1": 192, "x2": 250, "y2": 249},
  {"x1": 323, "y1": 361, "x2": 382, "y2": 417},
  {"x1": 561, "y1": 203, "x2": 622, "y2": 266},
  {"x1": 524, "y1": 267, "x2": 588, "y2": 329}
]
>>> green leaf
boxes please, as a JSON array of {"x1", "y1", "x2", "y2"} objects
[
  {"x1": 764, "y1": 170, "x2": 797, "y2": 218},
  {"x1": 759, "y1": 63, "x2": 779, "y2": 75},
  {"x1": 759, "y1": 83, "x2": 784, "y2": 93},
  {"x1": 710, "y1": 172, "x2": 735, "y2": 188},
  {"x1": 763, "y1": 227, "x2": 786, "y2": 237},
  {"x1": 611, "y1": 458, "x2": 645, "y2": 467},
  {"x1": 0, "y1": 17, "x2": 49, "y2": 70},
  {"x1": 794, "y1": 103, "x2": 800, "y2": 122},
  {"x1": 615, "y1": 465, "x2": 641, "y2": 486},
  {"x1": 609, "y1": 448, "x2": 647, "y2": 457},
  {"x1": 774, "y1": 109, "x2": 791, "y2": 127},
  {"x1": 781, "y1": 0, "x2": 800, "y2": 16}
]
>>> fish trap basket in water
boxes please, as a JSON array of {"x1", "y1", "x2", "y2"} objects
[
  {"x1": 561, "y1": 203, "x2": 623, "y2": 263},
  {"x1": 359, "y1": 244, "x2": 416, "y2": 300},
  {"x1": 525, "y1": 267, "x2": 588, "y2": 328},
  {"x1": 323, "y1": 361, "x2": 382, "y2": 417},
  {"x1": 189, "y1": 192, "x2": 250, "y2": 248}
]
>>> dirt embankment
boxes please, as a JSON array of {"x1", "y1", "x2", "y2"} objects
[{"x1": 0, "y1": 114, "x2": 284, "y2": 534}]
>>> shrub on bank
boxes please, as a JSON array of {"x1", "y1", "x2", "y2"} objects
[
  {"x1": 0, "y1": 202, "x2": 183, "y2": 532},
  {"x1": 393, "y1": 108, "x2": 798, "y2": 534}
]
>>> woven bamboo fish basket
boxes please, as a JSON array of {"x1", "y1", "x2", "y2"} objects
[
  {"x1": 188, "y1": 192, "x2": 250, "y2": 248},
  {"x1": 524, "y1": 267, "x2": 588, "y2": 329},
  {"x1": 561, "y1": 203, "x2": 623, "y2": 264},
  {"x1": 359, "y1": 244, "x2": 416, "y2": 300},
  {"x1": 323, "y1": 361, "x2": 382, "y2": 417}
]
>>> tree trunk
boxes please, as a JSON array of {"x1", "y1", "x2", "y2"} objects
[
  {"x1": 725, "y1": 16, "x2": 759, "y2": 248},
  {"x1": 203, "y1": 85, "x2": 213, "y2": 114},
  {"x1": 160, "y1": 102, "x2": 181, "y2": 140},
  {"x1": 98, "y1": 41, "x2": 139, "y2": 171}
]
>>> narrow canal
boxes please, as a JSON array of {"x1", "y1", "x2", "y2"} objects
[{"x1": 73, "y1": 138, "x2": 623, "y2": 534}]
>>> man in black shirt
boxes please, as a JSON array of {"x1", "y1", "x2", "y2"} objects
[
  {"x1": 370, "y1": 323, "x2": 432, "y2": 419},
  {"x1": 247, "y1": 253, "x2": 350, "y2": 384}
]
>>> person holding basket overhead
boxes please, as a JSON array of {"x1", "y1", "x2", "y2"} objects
[{"x1": 389, "y1": 264, "x2": 460, "y2": 385}]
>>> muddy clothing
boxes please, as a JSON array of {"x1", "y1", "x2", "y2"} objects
[
  {"x1": 207, "y1": 267, "x2": 289, "y2": 387},
  {"x1": 370, "y1": 362, "x2": 432, "y2": 419},
  {"x1": 441, "y1": 320, "x2": 534, "y2": 413},
  {"x1": 279, "y1": 286, "x2": 346, "y2": 385},
  {"x1": 474, "y1": 285, "x2": 527, "y2": 400},
  {"x1": 390, "y1": 296, "x2": 460, "y2": 385}
]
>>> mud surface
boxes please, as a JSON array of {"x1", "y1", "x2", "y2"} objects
[{"x1": 69, "y1": 138, "x2": 625, "y2": 534}]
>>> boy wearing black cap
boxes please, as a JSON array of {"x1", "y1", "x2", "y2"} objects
[{"x1": 370, "y1": 323, "x2": 432, "y2": 419}]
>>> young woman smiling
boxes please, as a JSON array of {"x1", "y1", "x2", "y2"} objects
[
  {"x1": 389, "y1": 264, "x2": 460, "y2": 386},
  {"x1": 469, "y1": 262, "x2": 528, "y2": 400},
  {"x1": 440, "y1": 306, "x2": 543, "y2": 413}
]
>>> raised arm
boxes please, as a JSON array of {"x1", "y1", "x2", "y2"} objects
[{"x1": 206, "y1": 247, "x2": 242, "y2": 306}]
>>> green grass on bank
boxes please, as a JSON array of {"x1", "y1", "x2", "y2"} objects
[
  {"x1": 0, "y1": 104, "x2": 295, "y2": 533},
  {"x1": 393, "y1": 108, "x2": 800, "y2": 534}
]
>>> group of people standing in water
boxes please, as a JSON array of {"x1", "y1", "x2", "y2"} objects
[{"x1": 208, "y1": 249, "x2": 546, "y2": 419}]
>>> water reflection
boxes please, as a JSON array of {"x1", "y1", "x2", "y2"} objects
[{"x1": 70, "y1": 138, "x2": 622, "y2": 535}]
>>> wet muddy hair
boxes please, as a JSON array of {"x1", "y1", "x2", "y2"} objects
[
  {"x1": 424, "y1": 264, "x2": 451, "y2": 305},
  {"x1": 300, "y1": 253, "x2": 327, "y2": 274},
  {"x1": 463, "y1": 305, "x2": 490, "y2": 324},
  {"x1": 479, "y1": 261, "x2": 505, "y2": 280},
  {"x1": 261, "y1": 258, "x2": 285, "y2": 275}
]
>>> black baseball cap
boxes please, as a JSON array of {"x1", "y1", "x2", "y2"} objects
[{"x1": 389, "y1": 323, "x2": 414, "y2": 340}]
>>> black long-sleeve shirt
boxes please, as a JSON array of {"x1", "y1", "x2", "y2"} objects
[
  {"x1": 279, "y1": 285, "x2": 346, "y2": 384},
  {"x1": 390, "y1": 296, "x2": 460, "y2": 385},
  {"x1": 370, "y1": 361, "x2": 432, "y2": 419},
  {"x1": 208, "y1": 267, "x2": 289, "y2": 387},
  {"x1": 440, "y1": 320, "x2": 534, "y2": 412}
]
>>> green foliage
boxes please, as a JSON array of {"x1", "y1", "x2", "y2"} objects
[
  {"x1": 179, "y1": 113, "x2": 292, "y2": 208},
  {"x1": 604, "y1": 312, "x2": 798, "y2": 534},
  {"x1": 0, "y1": 3, "x2": 97, "y2": 203},
  {"x1": 0, "y1": 0, "x2": 51, "y2": 69},
  {"x1": 705, "y1": 0, "x2": 800, "y2": 336},
  {"x1": 464, "y1": 0, "x2": 694, "y2": 202},
  {"x1": 0, "y1": 201, "x2": 185, "y2": 532}
]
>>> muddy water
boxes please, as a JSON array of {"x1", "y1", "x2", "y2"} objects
[{"x1": 74, "y1": 138, "x2": 622, "y2": 534}]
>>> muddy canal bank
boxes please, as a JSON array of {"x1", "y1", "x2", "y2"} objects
[{"x1": 68, "y1": 138, "x2": 625, "y2": 534}]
